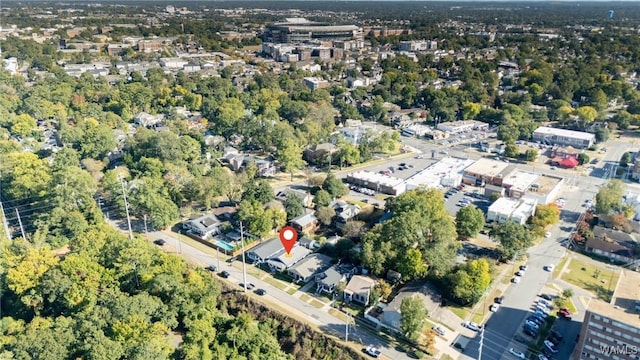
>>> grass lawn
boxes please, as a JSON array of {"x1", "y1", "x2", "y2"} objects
[
  {"x1": 310, "y1": 300, "x2": 325, "y2": 309},
  {"x1": 447, "y1": 305, "x2": 483, "y2": 325},
  {"x1": 263, "y1": 277, "x2": 288, "y2": 291},
  {"x1": 300, "y1": 294, "x2": 312, "y2": 303},
  {"x1": 286, "y1": 287, "x2": 298, "y2": 295},
  {"x1": 555, "y1": 297, "x2": 578, "y2": 314},
  {"x1": 561, "y1": 258, "x2": 620, "y2": 302},
  {"x1": 329, "y1": 309, "x2": 349, "y2": 322},
  {"x1": 552, "y1": 257, "x2": 568, "y2": 279}
]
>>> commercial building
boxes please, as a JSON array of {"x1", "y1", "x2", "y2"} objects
[
  {"x1": 532, "y1": 126, "x2": 596, "y2": 149},
  {"x1": 463, "y1": 158, "x2": 516, "y2": 187},
  {"x1": 264, "y1": 18, "x2": 363, "y2": 43},
  {"x1": 486, "y1": 197, "x2": 537, "y2": 225},
  {"x1": 303, "y1": 77, "x2": 330, "y2": 90},
  {"x1": 346, "y1": 171, "x2": 405, "y2": 196},
  {"x1": 436, "y1": 120, "x2": 490, "y2": 134},
  {"x1": 522, "y1": 174, "x2": 564, "y2": 205},
  {"x1": 575, "y1": 270, "x2": 640, "y2": 360},
  {"x1": 398, "y1": 39, "x2": 437, "y2": 52},
  {"x1": 404, "y1": 157, "x2": 475, "y2": 190}
]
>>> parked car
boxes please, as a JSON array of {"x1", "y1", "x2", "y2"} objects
[
  {"x1": 495, "y1": 296, "x2": 505, "y2": 304},
  {"x1": 239, "y1": 282, "x2": 256, "y2": 290},
  {"x1": 464, "y1": 321, "x2": 482, "y2": 332},
  {"x1": 509, "y1": 348, "x2": 526, "y2": 359},
  {"x1": 153, "y1": 239, "x2": 166, "y2": 246},
  {"x1": 516, "y1": 270, "x2": 525, "y2": 277},
  {"x1": 512, "y1": 276, "x2": 521, "y2": 283},
  {"x1": 219, "y1": 271, "x2": 230, "y2": 278},
  {"x1": 540, "y1": 294, "x2": 554, "y2": 301},
  {"x1": 520, "y1": 265, "x2": 528, "y2": 271},
  {"x1": 525, "y1": 321, "x2": 540, "y2": 330},
  {"x1": 364, "y1": 346, "x2": 381, "y2": 358},
  {"x1": 543, "y1": 265, "x2": 554, "y2": 272},
  {"x1": 559, "y1": 308, "x2": 572, "y2": 319},
  {"x1": 549, "y1": 330, "x2": 564, "y2": 343},
  {"x1": 433, "y1": 325, "x2": 446, "y2": 336},
  {"x1": 545, "y1": 232, "x2": 551, "y2": 238},
  {"x1": 490, "y1": 303, "x2": 500, "y2": 312},
  {"x1": 538, "y1": 299, "x2": 551, "y2": 308},
  {"x1": 523, "y1": 328, "x2": 537, "y2": 337},
  {"x1": 204, "y1": 265, "x2": 217, "y2": 272},
  {"x1": 527, "y1": 316, "x2": 544, "y2": 326},
  {"x1": 538, "y1": 354, "x2": 550, "y2": 360},
  {"x1": 544, "y1": 340, "x2": 559, "y2": 353}
]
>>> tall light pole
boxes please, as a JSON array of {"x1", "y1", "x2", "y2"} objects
[
  {"x1": 240, "y1": 221, "x2": 248, "y2": 294},
  {"x1": 120, "y1": 176, "x2": 133, "y2": 240}
]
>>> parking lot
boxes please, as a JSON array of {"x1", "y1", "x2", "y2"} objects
[
  {"x1": 435, "y1": 129, "x2": 497, "y2": 147},
  {"x1": 442, "y1": 185, "x2": 491, "y2": 217}
]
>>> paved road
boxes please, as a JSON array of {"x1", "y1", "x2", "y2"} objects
[{"x1": 144, "y1": 230, "x2": 413, "y2": 360}]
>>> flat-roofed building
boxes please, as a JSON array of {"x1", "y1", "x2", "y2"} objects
[
  {"x1": 463, "y1": 158, "x2": 516, "y2": 186},
  {"x1": 303, "y1": 77, "x2": 330, "y2": 90},
  {"x1": 486, "y1": 197, "x2": 537, "y2": 224},
  {"x1": 523, "y1": 174, "x2": 564, "y2": 205},
  {"x1": 436, "y1": 120, "x2": 489, "y2": 134},
  {"x1": 502, "y1": 171, "x2": 540, "y2": 199},
  {"x1": 404, "y1": 157, "x2": 475, "y2": 190},
  {"x1": 575, "y1": 270, "x2": 640, "y2": 360},
  {"x1": 346, "y1": 171, "x2": 405, "y2": 196},
  {"x1": 265, "y1": 18, "x2": 363, "y2": 43},
  {"x1": 532, "y1": 126, "x2": 595, "y2": 149}
]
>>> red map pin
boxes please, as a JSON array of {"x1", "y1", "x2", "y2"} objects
[{"x1": 279, "y1": 226, "x2": 298, "y2": 256}]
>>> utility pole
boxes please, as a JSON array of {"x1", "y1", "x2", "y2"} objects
[
  {"x1": 143, "y1": 214, "x2": 148, "y2": 233},
  {"x1": 478, "y1": 324, "x2": 485, "y2": 360},
  {"x1": 15, "y1": 208, "x2": 26, "y2": 240},
  {"x1": 120, "y1": 176, "x2": 133, "y2": 240},
  {"x1": 0, "y1": 180, "x2": 10, "y2": 240},
  {"x1": 345, "y1": 312, "x2": 349, "y2": 342},
  {"x1": 240, "y1": 221, "x2": 248, "y2": 294}
]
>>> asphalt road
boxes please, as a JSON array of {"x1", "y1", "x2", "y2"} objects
[{"x1": 144, "y1": 231, "x2": 413, "y2": 360}]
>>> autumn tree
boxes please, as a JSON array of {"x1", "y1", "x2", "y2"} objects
[
  {"x1": 446, "y1": 258, "x2": 492, "y2": 305},
  {"x1": 531, "y1": 204, "x2": 561, "y2": 232},
  {"x1": 595, "y1": 179, "x2": 624, "y2": 215}
]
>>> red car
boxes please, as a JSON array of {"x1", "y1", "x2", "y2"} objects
[{"x1": 559, "y1": 308, "x2": 572, "y2": 319}]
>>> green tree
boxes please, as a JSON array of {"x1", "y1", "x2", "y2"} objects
[
  {"x1": 577, "y1": 153, "x2": 590, "y2": 165},
  {"x1": 400, "y1": 295, "x2": 428, "y2": 340},
  {"x1": 490, "y1": 221, "x2": 534, "y2": 261},
  {"x1": 531, "y1": 204, "x2": 561, "y2": 231},
  {"x1": 242, "y1": 180, "x2": 275, "y2": 204},
  {"x1": 525, "y1": 149, "x2": 538, "y2": 162},
  {"x1": 283, "y1": 194, "x2": 304, "y2": 221},
  {"x1": 322, "y1": 172, "x2": 348, "y2": 198},
  {"x1": 397, "y1": 248, "x2": 428, "y2": 280},
  {"x1": 313, "y1": 189, "x2": 332, "y2": 208},
  {"x1": 315, "y1": 206, "x2": 335, "y2": 226},
  {"x1": 1, "y1": 151, "x2": 52, "y2": 199},
  {"x1": 575, "y1": 106, "x2": 598, "y2": 122},
  {"x1": 277, "y1": 138, "x2": 305, "y2": 181},
  {"x1": 620, "y1": 152, "x2": 632, "y2": 167},
  {"x1": 462, "y1": 102, "x2": 481, "y2": 120},
  {"x1": 561, "y1": 288, "x2": 574, "y2": 299},
  {"x1": 504, "y1": 142, "x2": 519, "y2": 158},
  {"x1": 448, "y1": 258, "x2": 492, "y2": 305},
  {"x1": 595, "y1": 179, "x2": 624, "y2": 214},
  {"x1": 238, "y1": 200, "x2": 273, "y2": 238},
  {"x1": 455, "y1": 206, "x2": 485, "y2": 240}
]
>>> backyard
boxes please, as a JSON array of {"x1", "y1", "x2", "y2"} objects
[{"x1": 560, "y1": 258, "x2": 620, "y2": 302}]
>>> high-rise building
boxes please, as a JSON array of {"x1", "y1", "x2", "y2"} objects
[{"x1": 574, "y1": 269, "x2": 640, "y2": 360}]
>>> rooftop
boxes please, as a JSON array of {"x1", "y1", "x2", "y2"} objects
[
  {"x1": 345, "y1": 275, "x2": 376, "y2": 294},
  {"x1": 464, "y1": 158, "x2": 513, "y2": 178},
  {"x1": 588, "y1": 269, "x2": 640, "y2": 327},
  {"x1": 533, "y1": 126, "x2": 596, "y2": 141},
  {"x1": 404, "y1": 157, "x2": 475, "y2": 189},
  {"x1": 528, "y1": 174, "x2": 563, "y2": 195},
  {"x1": 502, "y1": 170, "x2": 540, "y2": 193},
  {"x1": 489, "y1": 197, "x2": 537, "y2": 217},
  {"x1": 288, "y1": 253, "x2": 333, "y2": 279},
  {"x1": 347, "y1": 170, "x2": 405, "y2": 188}
]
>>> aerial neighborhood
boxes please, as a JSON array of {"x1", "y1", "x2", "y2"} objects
[{"x1": 1, "y1": 1, "x2": 640, "y2": 360}]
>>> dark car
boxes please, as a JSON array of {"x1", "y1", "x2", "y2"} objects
[
  {"x1": 523, "y1": 328, "x2": 537, "y2": 337},
  {"x1": 240, "y1": 282, "x2": 256, "y2": 290},
  {"x1": 495, "y1": 296, "x2": 505, "y2": 304},
  {"x1": 540, "y1": 294, "x2": 553, "y2": 301},
  {"x1": 254, "y1": 288, "x2": 266, "y2": 296},
  {"x1": 549, "y1": 330, "x2": 564, "y2": 343},
  {"x1": 205, "y1": 265, "x2": 217, "y2": 272},
  {"x1": 153, "y1": 239, "x2": 166, "y2": 246},
  {"x1": 219, "y1": 271, "x2": 230, "y2": 278}
]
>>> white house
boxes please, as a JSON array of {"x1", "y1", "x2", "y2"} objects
[
  {"x1": 486, "y1": 197, "x2": 537, "y2": 225},
  {"x1": 182, "y1": 214, "x2": 222, "y2": 239},
  {"x1": 344, "y1": 275, "x2": 376, "y2": 306}
]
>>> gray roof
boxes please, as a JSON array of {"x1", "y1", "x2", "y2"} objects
[
  {"x1": 291, "y1": 212, "x2": 317, "y2": 227},
  {"x1": 318, "y1": 266, "x2": 344, "y2": 287},
  {"x1": 248, "y1": 238, "x2": 283, "y2": 261},
  {"x1": 187, "y1": 214, "x2": 221, "y2": 233},
  {"x1": 289, "y1": 253, "x2": 333, "y2": 279},
  {"x1": 267, "y1": 245, "x2": 311, "y2": 269}
]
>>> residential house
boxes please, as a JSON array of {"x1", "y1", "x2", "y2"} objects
[
  {"x1": 220, "y1": 148, "x2": 277, "y2": 177},
  {"x1": 134, "y1": 112, "x2": 165, "y2": 128},
  {"x1": 289, "y1": 212, "x2": 319, "y2": 233},
  {"x1": 246, "y1": 238, "x2": 283, "y2": 264},
  {"x1": 332, "y1": 201, "x2": 361, "y2": 228},
  {"x1": 304, "y1": 143, "x2": 339, "y2": 165},
  {"x1": 344, "y1": 275, "x2": 376, "y2": 306},
  {"x1": 288, "y1": 253, "x2": 333, "y2": 283},
  {"x1": 299, "y1": 236, "x2": 320, "y2": 250},
  {"x1": 381, "y1": 281, "x2": 430, "y2": 331},
  {"x1": 265, "y1": 245, "x2": 311, "y2": 272},
  {"x1": 182, "y1": 214, "x2": 222, "y2": 239},
  {"x1": 585, "y1": 226, "x2": 638, "y2": 263},
  {"x1": 315, "y1": 264, "x2": 356, "y2": 295},
  {"x1": 276, "y1": 189, "x2": 313, "y2": 208}
]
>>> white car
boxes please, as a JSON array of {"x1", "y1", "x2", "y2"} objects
[
  {"x1": 516, "y1": 270, "x2": 525, "y2": 277},
  {"x1": 509, "y1": 348, "x2": 526, "y2": 359},
  {"x1": 490, "y1": 303, "x2": 500, "y2": 312},
  {"x1": 433, "y1": 325, "x2": 446, "y2": 336},
  {"x1": 545, "y1": 232, "x2": 551, "y2": 238},
  {"x1": 464, "y1": 321, "x2": 482, "y2": 332},
  {"x1": 512, "y1": 276, "x2": 521, "y2": 283},
  {"x1": 525, "y1": 320, "x2": 540, "y2": 330},
  {"x1": 364, "y1": 345, "x2": 381, "y2": 358},
  {"x1": 544, "y1": 340, "x2": 558, "y2": 353}
]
